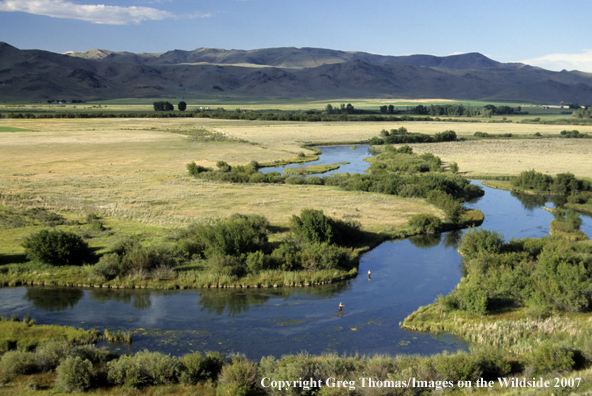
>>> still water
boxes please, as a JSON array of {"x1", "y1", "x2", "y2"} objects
[
  {"x1": 260, "y1": 145, "x2": 372, "y2": 176},
  {"x1": 1, "y1": 148, "x2": 590, "y2": 359}
]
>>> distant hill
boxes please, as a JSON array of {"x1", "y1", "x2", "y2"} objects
[{"x1": 1, "y1": 42, "x2": 591, "y2": 103}]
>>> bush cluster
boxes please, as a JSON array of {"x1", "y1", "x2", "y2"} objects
[
  {"x1": 4, "y1": 341, "x2": 582, "y2": 393},
  {"x1": 408, "y1": 214, "x2": 443, "y2": 234},
  {"x1": 90, "y1": 239, "x2": 177, "y2": 281},
  {"x1": 22, "y1": 230, "x2": 93, "y2": 266},
  {"x1": 174, "y1": 212, "x2": 357, "y2": 275},
  {"x1": 450, "y1": 233, "x2": 592, "y2": 314},
  {"x1": 369, "y1": 129, "x2": 457, "y2": 145},
  {"x1": 512, "y1": 169, "x2": 592, "y2": 194}
]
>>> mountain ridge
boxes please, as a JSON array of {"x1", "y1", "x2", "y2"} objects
[{"x1": 1, "y1": 42, "x2": 591, "y2": 103}]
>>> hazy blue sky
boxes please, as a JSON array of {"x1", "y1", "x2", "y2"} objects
[{"x1": 1, "y1": 0, "x2": 591, "y2": 72}]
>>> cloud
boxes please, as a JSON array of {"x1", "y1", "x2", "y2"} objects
[
  {"x1": 0, "y1": 0, "x2": 176, "y2": 25},
  {"x1": 522, "y1": 49, "x2": 592, "y2": 73}
]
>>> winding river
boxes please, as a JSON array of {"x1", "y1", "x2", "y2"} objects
[{"x1": 1, "y1": 147, "x2": 590, "y2": 359}]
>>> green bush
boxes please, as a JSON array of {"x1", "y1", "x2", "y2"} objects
[
  {"x1": 176, "y1": 214, "x2": 268, "y2": 259},
  {"x1": 300, "y1": 242, "x2": 352, "y2": 271},
  {"x1": 107, "y1": 354, "x2": 141, "y2": 387},
  {"x1": 459, "y1": 285, "x2": 488, "y2": 314},
  {"x1": 408, "y1": 213, "x2": 442, "y2": 234},
  {"x1": 434, "y1": 351, "x2": 480, "y2": 383},
  {"x1": 186, "y1": 161, "x2": 212, "y2": 176},
  {"x1": 528, "y1": 344, "x2": 574, "y2": 375},
  {"x1": 270, "y1": 243, "x2": 301, "y2": 271},
  {"x1": 134, "y1": 350, "x2": 180, "y2": 385},
  {"x1": 56, "y1": 356, "x2": 93, "y2": 392},
  {"x1": 290, "y1": 209, "x2": 362, "y2": 246},
  {"x1": 458, "y1": 228, "x2": 504, "y2": 259},
  {"x1": 217, "y1": 355, "x2": 257, "y2": 396},
  {"x1": 245, "y1": 251, "x2": 267, "y2": 274},
  {"x1": 209, "y1": 254, "x2": 246, "y2": 277},
  {"x1": 22, "y1": 230, "x2": 92, "y2": 266},
  {"x1": 36, "y1": 340, "x2": 73, "y2": 372},
  {"x1": 89, "y1": 253, "x2": 127, "y2": 281},
  {"x1": 0, "y1": 350, "x2": 37, "y2": 375},
  {"x1": 72, "y1": 345, "x2": 116, "y2": 365},
  {"x1": 449, "y1": 162, "x2": 459, "y2": 174},
  {"x1": 470, "y1": 345, "x2": 511, "y2": 381},
  {"x1": 180, "y1": 351, "x2": 209, "y2": 386},
  {"x1": 291, "y1": 209, "x2": 333, "y2": 244}
]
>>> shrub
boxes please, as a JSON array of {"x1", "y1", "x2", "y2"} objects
[
  {"x1": 217, "y1": 355, "x2": 257, "y2": 396},
  {"x1": 22, "y1": 230, "x2": 92, "y2": 266},
  {"x1": 180, "y1": 351, "x2": 225, "y2": 385},
  {"x1": 408, "y1": 214, "x2": 442, "y2": 234},
  {"x1": 209, "y1": 254, "x2": 246, "y2": 277},
  {"x1": 459, "y1": 285, "x2": 488, "y2": 314},
  {"x1": 434, "y1": 351, "x2": 480, "y2": 383},
  {"x1": 290, "y1": 209, "x2": 362, "y2": 247},
  {"x1": 470, "y1": 345, "x2": 511, "y2": 381},
  {"x1": 186, "y1": 161, "x2": 212, "y2": 176},
  {"x1": 107, "y1": 354, "x2": 141, "y2": 387},
  {"x1": 291, "y1": 209, "x2": 333, "y2": 244},
  {"x1": 270, "y1": 243, "x2": 302, "y2": 271},
  {"x1": 56, "y1": 356, "x2": 93, "y2": 392},
  {"x1": 177, "y1": 215, "x2": 268, "y2": 260},
  {"x1": 72, "y1": 345, "x2": 116, "y2": 364},
  {"x1": 300, "y1": 242, "x2": 352, "y2": 271},
  {"x1": 449, "y1": 162, "x2": 459, "y2": 173},
  {"x1": 245, "y1": 251, "x2": 267, "y2": 274},
  {"x1": 0, "y1": 350, "x2": 37, "y2": 375},
  {"x1": 528, "y1": 344, "x2": 574, "y2": 375},
  {"x1": 89, "y1": 253, "x2": 126, "y2": 281},
  {"x1": 458, "y1": 228, "x2": 504, "y2": 259},
  {"x1": 135, "y1": 350, "x2": 180, "y2": 385},
  {"x1": 180, "y1": 351, "x2": 206, "y2": 386},
  {"x1": 36, "y1": 340, "x2": 73, "y2": 372}
]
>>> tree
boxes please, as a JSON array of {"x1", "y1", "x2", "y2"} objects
[
  {"x1": 178, "y1": 101, "x2": 187, "y2": 111},
  {"x1": 153, "y1": 101, "x2": 174, "y2": 111},
  {"x1": 346, "y1": 103, "x2": 355, "y2": 114},
  {"x1": 325, "y1": 104, "x2": 333, "y2": 114},
  {"x1": 22, "y1": 230, "x2": 92, "y2": 266},
  {"x1": 379, "y1": 105, "x2": 387, "y2": 114},
  {"x1": 388, "y1": 104, "x2": 395, "y2": 114}
]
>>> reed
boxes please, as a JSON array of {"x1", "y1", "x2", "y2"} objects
[{"x1": 103, "y1": 329, "x2": 132, "y2": 344}]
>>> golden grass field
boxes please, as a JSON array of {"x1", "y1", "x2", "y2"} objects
[
  {"x1": 0, "y1": 118, "x2": 438, "y2": 254},
  {"x1": 1, "y1": 116, "x2": 591, "y2": 257}
]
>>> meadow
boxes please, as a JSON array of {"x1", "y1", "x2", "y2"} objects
[{"x1": 1, "y1": 115, "x2": 591, "y2": 258}]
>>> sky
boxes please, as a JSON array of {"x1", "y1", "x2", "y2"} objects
[{"x1": 1, "y1": 0, "x2": 592, "y2": 72}]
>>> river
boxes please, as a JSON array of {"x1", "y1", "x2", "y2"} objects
[{"x1": 1, "y1": 146, "x2": 590, "y2": 359}]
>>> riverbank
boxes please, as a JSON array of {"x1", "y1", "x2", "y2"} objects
[
  {"x1": 400, "y1": 218, "x2": 592, "y2": 393},
  {"x1": 0, "y1": 209, "x2": 483, "y2": 291},
  {"x1": 2, "y1": 315, "x2": 591, "y2": 395}
]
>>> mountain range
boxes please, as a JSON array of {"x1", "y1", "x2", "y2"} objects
[{"x1": 1, "y1": 42, "x2": 591, "y2": 103}]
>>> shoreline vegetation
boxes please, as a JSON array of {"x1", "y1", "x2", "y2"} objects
[{"x1": 400, "y1": 213, "x2": 592, "y2": 395}]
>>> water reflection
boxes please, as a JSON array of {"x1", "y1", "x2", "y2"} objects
[
  {"x1": 89, "y1": 289, "x2": 154, "y2": 310},
  {"x1": 24, "y1": 287, "x2": 83, "y2": 311},
  {"x1": 196, "y1": 282, "x2": 349, "y2": 317},
  {"x1": 510, "y1": 191, "x2": 568, "y2": 211},
  {"x1": 409, "y1": 234, "x2": 442, "y2": 249},
  {"x1": 442, "y1": 230, "x2": 462, "y2": 249},
  {"x1": 510, "y1": 191, "x2": 549, "y2": 211}
]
